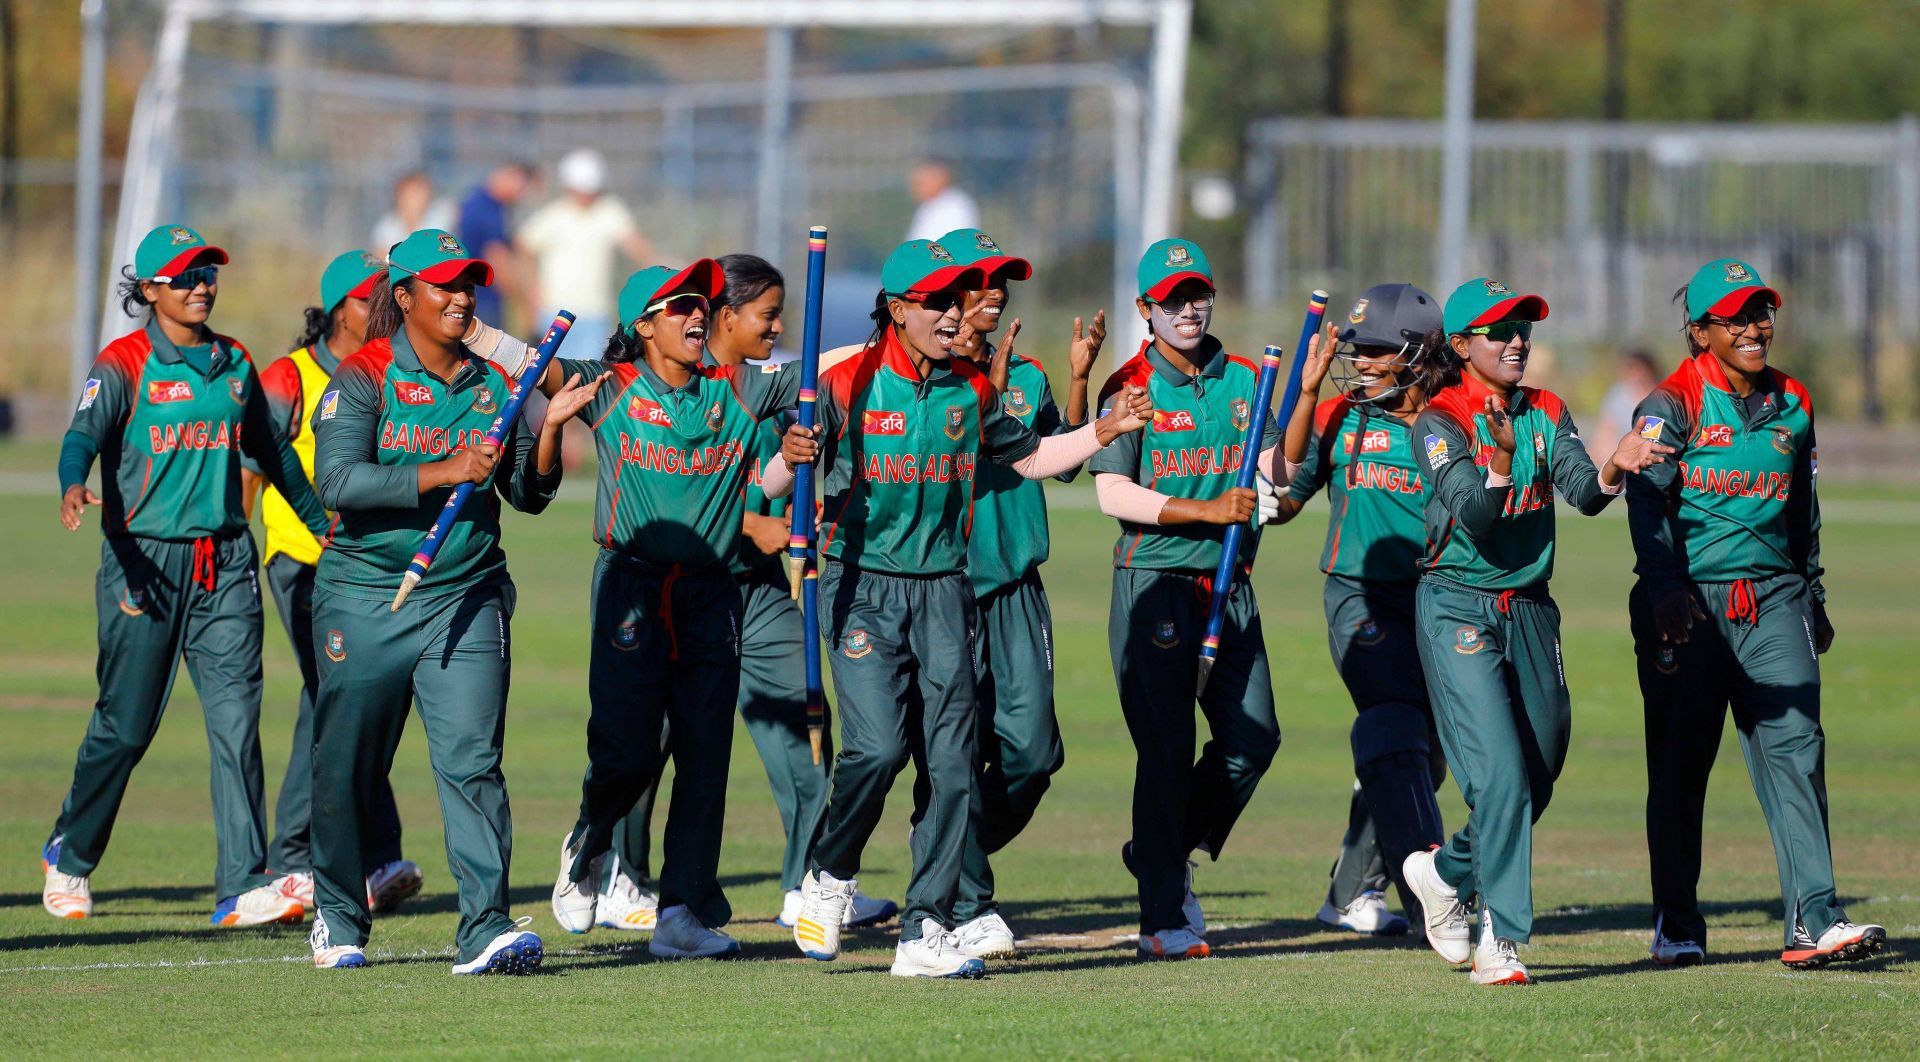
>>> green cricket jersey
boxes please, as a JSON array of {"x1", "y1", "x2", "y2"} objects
[
  {"x1": 561, "y1": 355, "x2": 796, "y2": 569},
  {"x1": 732, "y1": 418, "x2": 793, "y2": 581},
  {"x1": 968, "y1": 347, "x2": 1082, "y2": 597},
  {"x1": 1625, "y1": 352, "x2": 1823, "y2": 599},
  {"x1": 59, "y1": 321, "x2": 327, "y2": 541},
  {"x1": 814, "y1": 328, "x2": 1042, "y2": 575},
  {"x1": 1412, "y1": 375, "x2": 1616, "y2": 590},
  {"x1": 1288, "y1": 394, "x2": 1426, "y2": 580},
  {"x1": 1089, "y1": 338, "x2": 1282, "y2": 571},
  {"x1": 311, "y1": 331, "x2": 559, "y2": 601}
]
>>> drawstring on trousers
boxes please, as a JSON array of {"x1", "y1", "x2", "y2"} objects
[{"x1": 191, "y1": 537, "x2": 217, "y2": 593}]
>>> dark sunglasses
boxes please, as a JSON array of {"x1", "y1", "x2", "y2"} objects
[
  {"x1": 1467, "y1": 320, "x2": 1533, "y2": 343},
  {"x1": 644, "y1": 293, "x2": 709, "y2": 319},
  {"x1": 1150, "y1": 292, "x2": 1215, "y2": 315},
  {"x1": 166, "y1": 266, "x2": 219, "y2": 290},
  {"x1": 900, "y1": 289, "x2": 964, "y2": 313}
]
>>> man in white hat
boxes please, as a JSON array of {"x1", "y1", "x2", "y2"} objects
[{"x1": 517, "y1": 148, "x2": 655, "y2": 357}]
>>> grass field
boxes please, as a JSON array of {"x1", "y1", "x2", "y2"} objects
[{"x1": 1, "y1": 439, "x2": 1915, "y2": 1058}]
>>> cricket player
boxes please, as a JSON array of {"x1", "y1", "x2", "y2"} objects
[
  {"x1": 1628, "y1": 259, "x2": 1886, "y2": 969},
  {"x1": 241, "y1": 249, "x2": 422, "y2": 917},
  {"x1": 46, "y1": 224, "x2": 330, "y2": 927},
  {"x1": 1400, "y1": 278, "x2": 1669, "y2": 986},
  {"x1": 1266, "y1": 283, "x2": 1450, "y2": 938},
  {"x1": 776, "y1": 238, "x2": 1153, "y2": 978},
  {"x1": 1090, "y1": 238, "x2": 1287, "y2": 961},
  {"x1": 305, "y1": 229, "x2": 587, "y2": 973}
]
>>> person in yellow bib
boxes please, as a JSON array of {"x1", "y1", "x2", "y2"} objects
[{"x1": 242, "y1": 250, "x2": 422, "y2": 917}]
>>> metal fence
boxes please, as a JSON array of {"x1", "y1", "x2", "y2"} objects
[{"x1": 1244, "y1": 117, "x2": 1920, "y2": 416}]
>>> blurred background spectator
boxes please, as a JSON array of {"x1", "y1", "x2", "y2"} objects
[
  {"x1": 515, "y1": 148, "x2": 654, "y2": 361},
  {"x1": 904, "y1": 158, "x2": 979, "y2": 243},
  {"x1": 1590, "y1": 349, "x2": 1663, "y2": 464},
  {"x1": 458, "y1": 160, "x2": 536, "y2": 329},
  {"x1": 370, "y1": 171, "x2": 456, "y2": 255}
]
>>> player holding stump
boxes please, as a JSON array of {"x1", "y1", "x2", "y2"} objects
[
  {"x1": 45, "y1": 224, "x2": 329, "y2": 926},
  {"x1": 1091, "y1": 238, "x2": 1287, "y2": 961},
  {"x1": 922, "y1": 227, "x2": 1099, "y2": 958},
  {"x1": 777, "y1": 238, "x2": 1152, "y2": 978},
  {"x1": 241, "y1": 249, "x2": 422, "y2": 916},
  {"x1": 1629, "y1": 259, "x2": 1886, "y2": 969},
  {"x1": 306, "y1": 229, "x2": 583, "y2": 973},
  {"x1": 1400, "y1": 278, "x2": 1669, "y2": 986},
  {"x1": 1266, "y1": 283, "x2": 1449, "y2": 938}
]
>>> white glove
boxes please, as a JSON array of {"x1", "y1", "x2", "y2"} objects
[{"x1": 1255, "y1": 471, "x2": 1281, "y2": 524}]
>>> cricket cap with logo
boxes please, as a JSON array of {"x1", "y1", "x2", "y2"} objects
[
  {"x1": 938, "y1": 228, "x2": 1033, "y2": 283},
  {"x1": 387, "y1": 229, "x2": 493, "y2": 287},
  {"x1": 1684, "y1": 257, "x2": 1781, "y2": 322},
  {"x1": 1137, "y1": 238, "x2": 1213, "y2": 301},
  {"x1": 881, "y1": 239, "x2": 986, "y2": 297},
  {"x1": 617, "y1": 259, "x2": 724, "y2": 334},
  {"x1": 320, "y1": 249, "x2": 384, "y2": 313},
  {"x1": 134, "y1": 223, "x2": 228, "y2": 282},
  {"x1": 1442, "y1": 277, "x2": 1550, "y2": 335}
]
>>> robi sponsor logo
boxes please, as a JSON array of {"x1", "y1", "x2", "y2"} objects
[
  {"x1": 863, "y1": 410, "x2": 907, "y2": 436},
  {"x1": 627, "y1": 396, "x2": 674, "y2": 427},
  {"x1": 146, "y1": 380, "x2": 195, "y2": 404},
  {"x1": 1151, "y1": 409, "x2": 1197, "y2": 433},
  {"x1": 1694, "y1": 423, "x2": 1734, "y2": 448},
  {"x1": 393, "y1": 381, "x2": 436, "y2": 406},
  {"x1": 1344, "y1": 429, "x2": 1391, "y2": 455}
]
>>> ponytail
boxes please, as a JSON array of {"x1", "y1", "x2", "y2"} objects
[
  {"x1": 602, "y1": 328, "x2": 646, "y2": 364},
  {"x1": 864, "y1": 288, "x2": 890, "y2": 351},
  {"x1": 364, "y1": 275, "x2": 408, "y2": 341},
  {"x1": 115, "y1": 266, "x2": 153, "y2": 320},
  {"x1": 1673, "y1": 284, "x2": 1708, "y2": 354}
]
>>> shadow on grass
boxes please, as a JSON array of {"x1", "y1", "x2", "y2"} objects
[
  {"x1": 3, "y1": 922, "x2": 313, "y2": 953},
  {"x1": 1534, "y1": 896, "x2": 1873, "y2": 936},
  {"x1": 1530, "y1": 938, "x2": 1911, "y2": 983},
  {"x1": 995, "y1": 892, "x2": 1262, "y2": 937},
  {"x1": 3, "y1": 884, "x2": 210, "y2": 912}
]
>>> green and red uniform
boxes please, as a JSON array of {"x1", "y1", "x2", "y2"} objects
[
  {"x1": 1288, "y1": 394, "x2": 1446, "y2": 912},
  {"x1": 50, "y1": 321, "x2": 328, "y2": 899},
  {"x1": 307, "y1": 331, "x2": 558, "y2": 963},
  {"x1": 1626, "y1": 353, "x2": 1840, "y2": 950},
  {"x1": 1410, "y1": 375, "x2": 1617, "y2": 943},
  {"x1": 557, "y1": 353, "x2": 796, "y2": 929},
  {"x1": 808, "y1": 328, "x2": 1046, "y2": 941},
  {"x1": 1091, "y1": 337, "x2": 1282, "y2": 936}
]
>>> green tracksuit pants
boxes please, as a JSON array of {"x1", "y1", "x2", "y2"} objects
[
  {"x1": 609, "y1": 574, "x2": 832, "y2": 895},
  {"x1": 309, "y1": 581, "x2": 517, "y2": 962},
  {"x1": 1321, "y1": 575, "x2": 1447, "y2": 912},
  {"x1": 1109, "y1": 567, "x2": 1280, "y2": 935},
  {"x1": 912, "y1": 568, "x2": 1066, "y2": 923},
  {"x1": 1631, "y1": 573, "x2": 1842, "y2": 949},
  {"x1": 50, "y1": 533, "x2": 275, "y2": 899},
  {"x1": 812, "y1": 562, "x2": 976, "y2": 942},
  {"x1": 1416, "y1": 577, "x2": 1570, "y2": 944},
  {"x1": 568, "y1": 552, "x2": 740, "y2": 928},
  {"x1": 262, "y1": 553, "x2": 402, "y2": 875}
]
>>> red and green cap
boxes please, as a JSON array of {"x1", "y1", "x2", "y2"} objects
[
  {"x1": 1137, "y1": 238, "x2": 1213, "y2": 301},
  {"x1": 1684, "y1": 258, "x2": 1781, "y2": 321},
  {"x1": 134, "y1": 223, "x2": 228, "y2": 281},
  {"x1": 386, "y1": 228, "x2": 493, "y2": 286},
  {"x1": 1442, "y1": 277, "x2": 1550, "y2": 335},
  {"x1": 617, "y1": 259, "x2": 724, "y2": 335},
  {"x1": 938, "y1": 228, "x2": 1032, "y2": 284},
  {"x1": 319, "y1": 249, "x2": 384, "y2": 313},
  {"x1": 880, "y1": 239, "x2": 986, "y2": 297}
]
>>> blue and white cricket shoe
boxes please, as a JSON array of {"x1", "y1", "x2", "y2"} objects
[
  {"x1": 309, "y1": 915, "x2": 367, "y2": 969},
  {"x1": 452, "y1": 917, "x2": 544, "y2": 976},
  {"x1": 889, "y1": 919, "x2": 987, "y2": 979}
]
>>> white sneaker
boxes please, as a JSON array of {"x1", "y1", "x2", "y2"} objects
[
  {"x1": 793, "y1": 870, "x2": 854, "y2": 960},
  {"x1": 211, "y1": 883, "x2": 304, "y2": 927},
  {"x1": 308, "y1": 914, "x2": 368, "y2": 969},
  {"x1": 451, "y1": 916, "x2": 543, "y2": 976},
  {"x1": 551, "y1": 832, "x2": 603, "y2": 935},
  {"x1": 890, "y1": 918, "x2": 987, "y2": 978},
  {"x1": 1650, "y1": 913, "x2": 1705, "y2": 967},
  {"x1": 648, "y1": 904, "x2": 741, "y2": 959},
  {"x1": 42, "y1": 866, "x2": 92, "y2": 920},
  {"x1": 1401, "y1": 847, "x2": 1472, "y2": 964},
  {"x1": 366, "y1": 859, "x2": 423, "y2": 914},
  {"x1": 1137, "y1": 926, "x2": 1211, "y2": 960},
  {"x1": 596, "y1": 871, "x2": 658, "y2": 931},
  {"x1": 777, "y1": 888, "x2": 804, "y2": 927},
  {"x1": 846, "y1": 889, "x2": 901, "y2": 928},
  {"x1": 273, "y1": 872, "x2": 313, "y2": 908},
  {"x1": 953, "y1": 912, "x2": 1019, "y2": 960},
  {"x1": 1782, "y1": 917, "x2": 1889, "y2": 969},
  {"x1": 1317, "y1": 890, "x2": 1410, "y2": 936},
  {"x1": 1471, "y1": 909, "x2": 1531, "y2": 986}
]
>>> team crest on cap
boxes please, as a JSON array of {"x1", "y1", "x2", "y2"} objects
[
  {"x1": 706, "y1": 402, "x2": 725, "y2": 431},
  {"x1": 1656, "y1": 643, "x2": 1679, "y2": 674},
  {"x1": 437, "y1": 234, "x2": 464, "y2": 254},
  {"x1": 1454, "y1": 626, "x2": 1484, "y2": 655},
  {"x1": 1348, "y1": 298, "x2": 1370, "y2": 325},
  {"x1": 613, "y1": 623, "x2": 639, "y2": 651},
  {"x1": 471, "y1": 386, "x2": 497, "y2": 414},
  {"x1": 945, "y1": 405, "x2": 966, "y2": 441},
  {"x1": 1152, "y1": 620, "x2": 1180, "y2": 648},
  {"x1": 1725, "y1": 261, "x2": 1752, "y2": 283},
  {"x1": 1166, "y1": 244, "x2": 1192, "y2": 267},
  {"x1": 1230, "y1": 398, "x2": 1251, "y2": 432},
  {"x1": 119, "y1": 586, "x2": 147, "y2": 617},
  {"x1": 1483, "y1": 279, "x2": 1513, "y2": 296},
  {"x1": 229, "y1": 378, "x2": 246, "y2": 404},
  {"x1": 169, "y1": 226, "x2": 195, "y2": 245},
  {"x1": 843, "y1": 629, "x2": 873, "y2": 659},
  {"x1": 927, "y1": 242, "x2": 954, "y2": 263},
  {"x1": 975, "y1": 234, "x2": 1000, "y2": 252},
  {"x1": 1355, "y1": 617, "x2": 1384, "y2": 646},
  {"x1": 1637, "y1": 415, "x2": 1665, "y2": 441},
  {"x1": 1004, "y1": 387, "x2": 1031, "y2": 417},
  {"x1": 360, "y1": 251, "x2": 381, "y2": 270},
  {"x1": 324, "y1": 629, "x2": 347, "y2": 662},
  {"x1": 1771, "y1": 426, "x2": 1794, "y2": 454}
]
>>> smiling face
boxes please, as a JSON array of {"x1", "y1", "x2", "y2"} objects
[
  {"x1": 638, "y1": 288, "x2": 711, "y2": 370},
  {"x1": 716, "y1": 285, "x2": 784, "y2": 363},
  {"x1": 1136, "y1": 277, "x2": 1214, "y2": 357},
  {"x1": 395, "y1": 273, "x2": 478, "y2": 345},
  {"x1": 141, "y1": 269, "x2": 218, "y2": 331},
  {"x1": 1689, "y1": 291, "x2": 1775, "y2": 380},
  {"x1": 1343, "y1": 343, "x2": 1415, "y2": 399},
  {"x1": 962, "y1": 278, "x2": 1009, "y2": 338},
  {"x1": 890, "y1": 286, "x2": 966, "y2": 363},
  {"x1": 1450, "y1": 324, "x2": 1530, "y2": 394}
]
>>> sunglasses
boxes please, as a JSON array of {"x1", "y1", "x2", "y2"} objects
[
  {"x1": 1150, "y1": 292, "x2": 1215, "y2": 315},
  {"x1": 1467, "y1": 320, "x2": 1533, "y2": 343},
  {"x1": 899, "y1": 289, "x2": 964, "y2": 313},
  {"x1": 165, "y1": 266, "x2": 219, "y2": 290},
  {"x1": 644, "y1": 293, "x2": 709, "y2": 318}
]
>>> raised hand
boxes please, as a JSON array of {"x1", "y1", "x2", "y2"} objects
[
  {"x1": 1069, "y1": 310, "x2": 1107, "y2": 381},
  {"x1": 1300, "y1": 319, "x2": 1338, "y2": 393},
  {"x1": 989, "y1": 318, "x2": 1022, "y2": 393},
  {"x1": 1483, "y1": 395, "x2": 1518, "y2": 454},
  {"x1": 545, "y1": 371, "x2": 610, "y2": 423}
]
